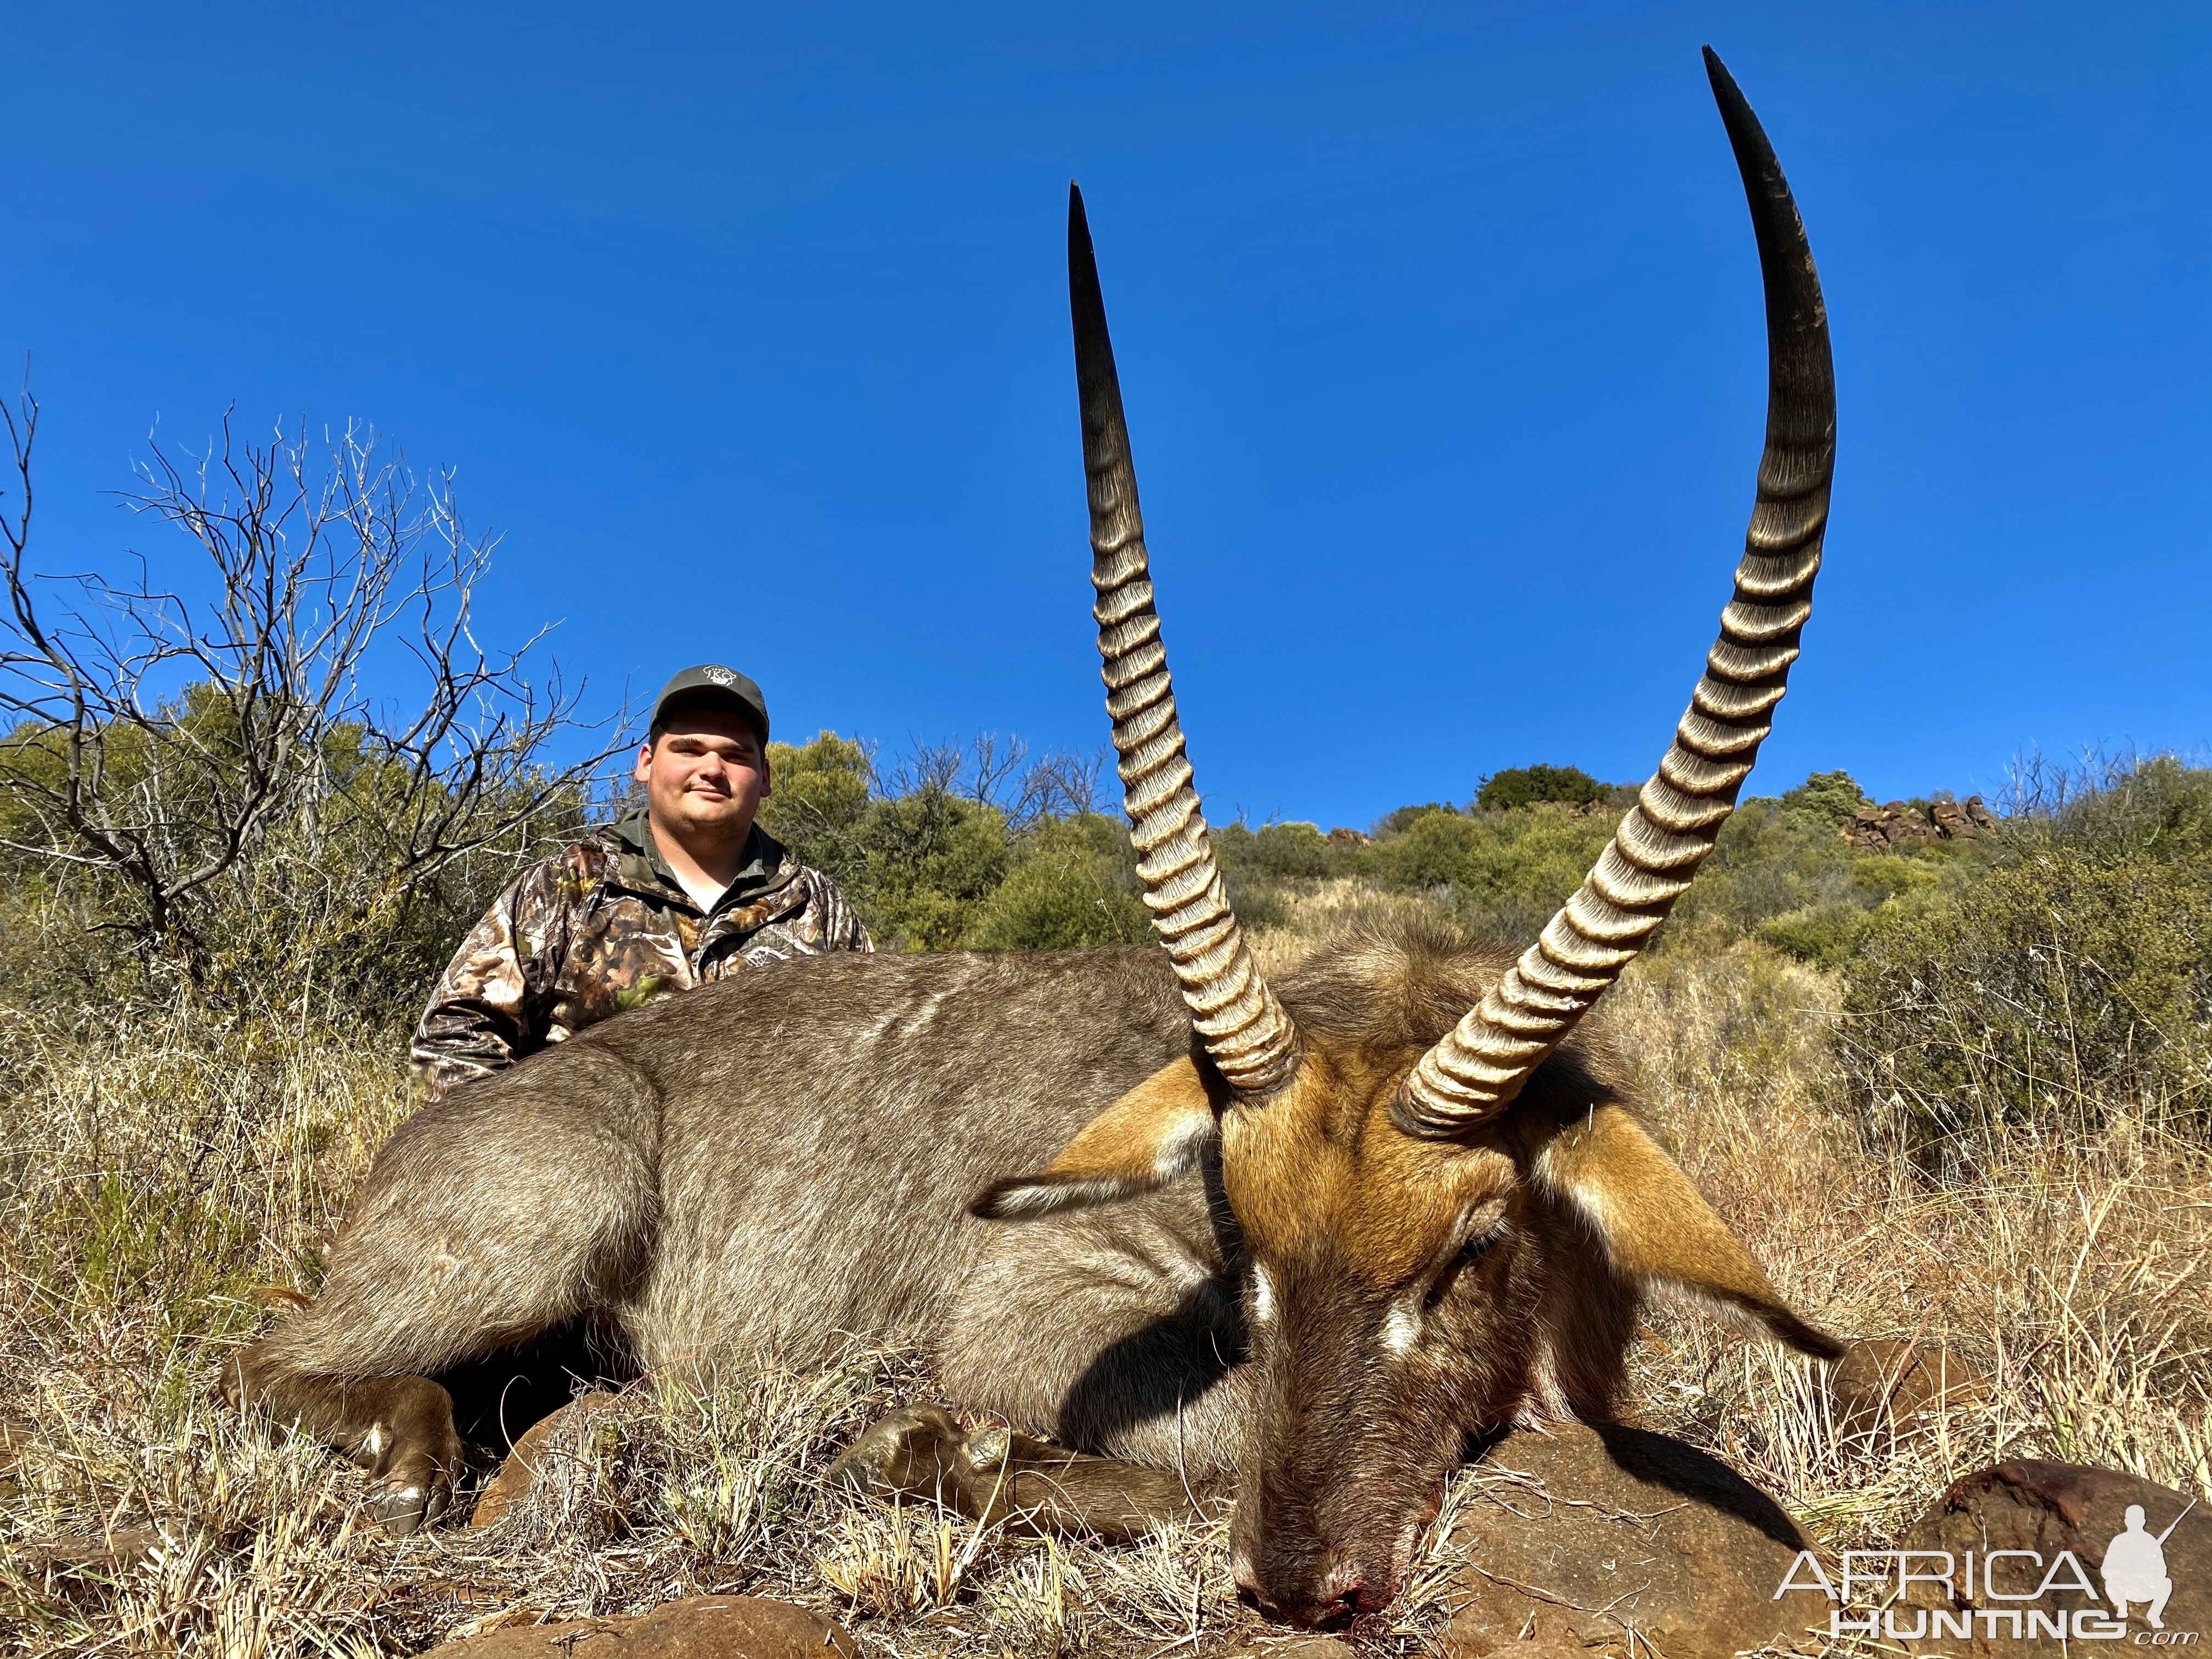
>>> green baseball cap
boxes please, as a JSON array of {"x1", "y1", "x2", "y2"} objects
[{"x1": 650, "y1": 665, "x2": 769, "y2": 742}]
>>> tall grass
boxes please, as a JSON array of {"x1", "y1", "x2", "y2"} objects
[{"x1": 1618, "y1": 944, "x2": 2212, "y2": 1548}]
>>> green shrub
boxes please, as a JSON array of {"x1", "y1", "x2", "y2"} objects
[
  {"x1": 0, "y1": 704, "x2": 596, "y2": 1022},
  {"x1": 763, "y1": 735, "x2": 1153, "y2": 952},
  {"x1": 964, "y1": 816, "x2": 1149, "y2": 950},
  {"x1": 1245, "y1": 822, "x2": 1333, "y2": 880},
  {"x1": 1779, "y1": 769, "x2": 1872, "y2": 828},
  {"x1": 1841, "y1": 757, "x2": 2212, "y2": 1144},
  {"x1": 1753, "y1": 902, "x2": 1869, "y2": 969},
  {"x1": 760, "y1": 733, "x2": 873, "y2": 853},
  {"x1": 853, "y1": 790, "x2": 1012, "y2": 951},
  {"x1": 1370, "y1": 802, "x2": 1455, "y2": 837},
  {"x1": 1365, "y1": 803, "x2": 1618, "y2": 938},
  {"x1": 1663, "y1": 782, "x2": 1950, "y2": 959},
  {"x1": 1474, "y1": 764, "x2": 1610, "y2": 812}
]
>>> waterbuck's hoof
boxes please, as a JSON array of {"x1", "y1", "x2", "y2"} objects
[
  {"x1": 830, "y1": 1404, "x2": 971, "y2": 1503},
  {"x1": 376, "y1": 1478, "x2": 452, "y2": 1534}
]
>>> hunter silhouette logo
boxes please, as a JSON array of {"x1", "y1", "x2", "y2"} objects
[{"x1": 2106, "y1": 1502, "x2": 2194, "y2": 1630}]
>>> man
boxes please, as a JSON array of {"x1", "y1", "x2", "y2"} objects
[
  {"x1": 2102, "y1": 1503, "x2": 2180, "y2": 1629},
  {"x1": 411, "y1": 665, "x2": 872, "y2": 1100}
]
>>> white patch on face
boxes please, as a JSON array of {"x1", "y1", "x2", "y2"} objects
[
  {"x1": 1380, "y1": 1301, "x2": 1421, "y2": 1355},
  {"x1": 1250, "y1": 1263, "x2": 1276, "y2": 1324},
  {"x1": 1150, "y1": 1112, "x2": 1217, "y2": 1182}
]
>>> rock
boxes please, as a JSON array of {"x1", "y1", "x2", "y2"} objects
[
  {"x1": 1842, "y1": 795, "x2": 1993, "y2": 850},
  {"x1": 1826, "y1": 1338, "x2": 1988, "y2": 1442},
  {"x1": 1440, "y1": 1423, "x2": 1831, "y2": 1658},
  {"x1": 1325, "y1": 827, "x2": 1369, "y2": 848},
  {"x1": 1887, "y1": 1460, "x2": 2210, "y2": 1655},
  {"x1": 469, "y1": 1391, "x2": 627, "y2": 1530},
  {"x1": 422, "y1": 1595, "x2": 864, "y2": 1658},
  {"x1": 1442, "y1": 1608, "x2": 1589, "y2": 1658}
]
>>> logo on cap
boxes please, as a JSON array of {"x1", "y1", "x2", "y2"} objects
[{"x1": 702, "y1": 666, "x2": 737, "y2": 688}]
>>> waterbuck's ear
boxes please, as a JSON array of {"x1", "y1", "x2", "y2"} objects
[
  {"x1": 1538, "y1": 1103, "x2": 1844, "y2": 1361},
  {"x1": 969, "y1": 1055, "x2": 1220, "y2": 1221}
]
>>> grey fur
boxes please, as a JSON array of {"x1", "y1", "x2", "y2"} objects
[{"x1": 245, "y1": 945, "x2": 1244, "y2": 1460}]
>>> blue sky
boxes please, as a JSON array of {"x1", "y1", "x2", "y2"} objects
[{"x1": 3, "y1": 3, "x2": 2206, "y2": 830}]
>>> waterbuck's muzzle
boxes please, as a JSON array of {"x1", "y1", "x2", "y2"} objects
[
  {"x1": 1222, "y1": 1217, "x2": 1532, "y2": 1627},
  {"x1": 1229, "y1": 1409, "x2": 1455, "y2": 1627}
]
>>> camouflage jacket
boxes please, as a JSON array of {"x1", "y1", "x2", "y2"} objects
[{"x1": 410, "y1": 809, "x2": 872, "y2": 1099}]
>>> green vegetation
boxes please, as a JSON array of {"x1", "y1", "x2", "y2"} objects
[
  {"x1": 1472, "y1": 763, "x2": 1617, "y2": 812},
  {"x1": 758, "y1": 732, "x2": 1148, "y2": 953},
  {"x1": 1844, "y1": 755, "x2": 2212, "y2": 1149},
  {"x1": 10, "y1": 750, "x2": 2212, "y2": 1657},
  {"x1": 0, "y1": 702, "x2": 592, "y2": 1015}
]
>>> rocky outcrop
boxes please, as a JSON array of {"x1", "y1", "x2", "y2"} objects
[
  {"x1": 1844, "y1": 795, "x2": 1994, "y2": 849},
  {"x1": 1441, "y1": 1423, "x2": 1832, "y2": 1658},
  {"x1": 421, "y1": 1596, "x2": 864, "y2": 1658}
]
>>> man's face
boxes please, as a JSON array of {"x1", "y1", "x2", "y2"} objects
[{"x1": 634, "y1": 701, "x2": 770, "y2": 847}]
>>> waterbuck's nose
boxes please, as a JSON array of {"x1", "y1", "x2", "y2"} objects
[{"x1": 1234, "y1": 1551, "x2": 1391, "y2": 1629}]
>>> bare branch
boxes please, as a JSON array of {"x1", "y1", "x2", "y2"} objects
[{"x1": 0, "y1": 393, "x2": 620, "y2": 991}]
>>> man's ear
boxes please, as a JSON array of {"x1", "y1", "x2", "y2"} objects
[
  {"x1": 634, "y1": 741, "x2": 654, "y2": 784},
  {"x1": 1537, "y1": 1103, "x2": 1843, "y2": 1361},
  {"x1": 969, "y1": 1055, "x2": 1219, "y2": 1221}
]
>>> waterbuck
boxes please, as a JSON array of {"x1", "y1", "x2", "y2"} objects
[{"x1": 228, "y1": 49, "x2": 1841, "y2": 1627}]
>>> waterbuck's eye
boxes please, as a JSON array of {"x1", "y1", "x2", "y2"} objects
[{"x1": 1423, "y1": 1227, "x2": 1505, "y2": 1311}]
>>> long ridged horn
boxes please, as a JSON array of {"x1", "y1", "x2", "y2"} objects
[
  {"x1": 1069, "y1": 184, "x2": 1299, "y2": 1096},
  {"x1": 1396, "y1": 49, "x2": 1835, "y2": 1136}
]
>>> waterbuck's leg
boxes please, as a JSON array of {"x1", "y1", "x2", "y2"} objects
[
  {"x1": 223, "y1": 1047, "x2": 661, "y2": 1532},
  {"x1": 831, "y1": 1406, "x2": 1216, "y2": 1543},
  {"x1": 221, "y1": 1359, "x2": 468, "y2": 1533},
  {"x1": 836, "y1": 1189, "x2": 1249, "y2": 1539}
]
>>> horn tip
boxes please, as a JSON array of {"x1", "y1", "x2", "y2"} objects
[
  {"x1": 1068, "y1": 184, "x2": 1095, "y2": 265},
  {"x1": 1702, "y1": 45, "x2": 1744, "y2": 106}
]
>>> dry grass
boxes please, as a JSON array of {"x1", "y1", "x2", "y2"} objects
[
  {"x1": 1616, "y1": 944, "x2": 2212, "y2": 1547},
  {"x1": 4, "y1": 931, "x2": 2209, "y2": 1656}
]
